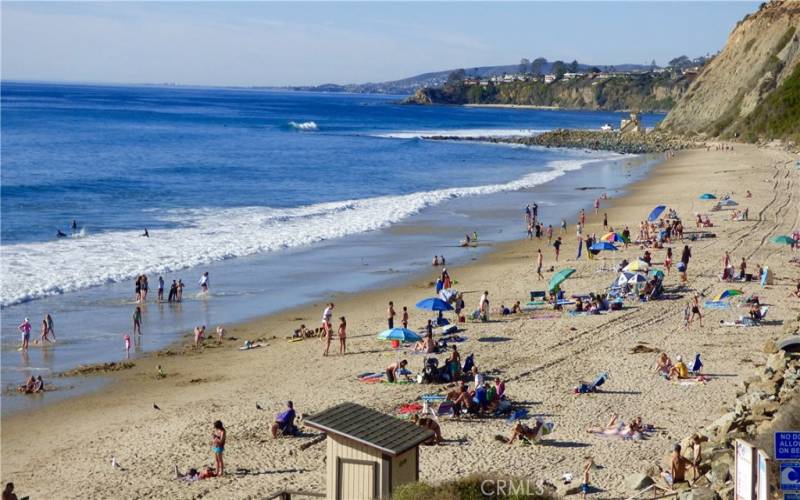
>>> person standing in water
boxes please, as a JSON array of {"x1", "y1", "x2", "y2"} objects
[
  {"x1": 177, "y1": 280, "x2": 184, "y2": 301},
  {"x1": 123, "y1": 333, "x2": 131, "y2": 357},
  {"x1": 71, "y1": 219, "x2": 78, "y2": 234},
  {"x1": 199, "y1": 272, "x2": 209, "y2": 293},
  {"x1": 39, "y1": 318, "x2": 53, "y2": 344},
  {"x1": 141, "y1": 275, "x2": 149, "y2": 302},
  {"x1": 18, "y1": 318, "x2": 31, "y2": 350},
  {"x1": 132, "y1": 306, "x2": 142, "y2": 335},
  {"x1": 157, "y1": 276, "x2": 164, "y2": 302},
  {"x1": 46, "y1": 313, "x2": 55, "y2": 341}
]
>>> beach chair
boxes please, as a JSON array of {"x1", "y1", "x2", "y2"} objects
[
  {"x1": 688, "y1": 353, "x2": 703, "y2": 375},
  {"x1": 720, "y1": 306, "x2": 769, "y2": 327},
  {"x1": 574, "y1": 372, "x2": 608, "y2": 394},
  {"x1": 529, "y1": 290, "x2": 546, "y2": 301}
]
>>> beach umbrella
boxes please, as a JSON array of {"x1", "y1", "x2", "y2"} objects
[
  {"x1": 647, "y1": 205, "x2": 666, "y2": 222},
  {"x1": 377, "y1": 328, "x2": 422, "y2": 343},
  {"x1": 627, "y1": 272, "x2": 648, "y2": 285},
  {"x1": 590, "y1": 242, "x2": 618, "y2": 252},
  {"x1": 713, "y1": 289, "x2": 743, "y2": 301},
  {"x1": 720, "y1": 199, "x2": 738, "y2": 206},
  {"x1": 548, "y1": 268, "x2": 576, "y2": 292},
  {"x1": 623, "y1": 260, "x2": 650, "y2": 272},
  {"x1": 699, "y1": 193, "x2": 717, "y2": 200},
  {"x1": 415, "y1": 297, "x2": 454, "y2": 311},
  {"x1": 600, "y1": 232, "x2": 625, "y2": 243},
  {"x1": 771, "y1": 235, "x2": 797, "y2": 246}
]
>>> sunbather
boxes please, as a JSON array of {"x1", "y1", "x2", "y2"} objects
[
  {"x1": 175, "y1": 465, "x2": 216, "y2": 481},
  {"x1": 586, "y1": 414, "x2": 644, "y2": 439},
  {"x1": 654, "y1": 352, "x2": 672, "y2": 377},
  {"x1": 668, "y1": 355, "x2": 689, "y2": 380}
]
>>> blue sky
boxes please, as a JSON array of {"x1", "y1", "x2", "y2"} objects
[{"x1": 2, "y1": 1, "x2": 758, "y2": 87}]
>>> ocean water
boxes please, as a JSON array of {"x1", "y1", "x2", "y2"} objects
[{"x1": 0, "y1": 82, "x2": 663, "y2": 412}]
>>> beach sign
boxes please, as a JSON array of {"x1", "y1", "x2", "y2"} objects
[
  {"x1": 776, "y1": 432, "x2": 800, "y2": 460},
  {"x1": 780, "y1": 463, "x2": 800, "y2": 492}
]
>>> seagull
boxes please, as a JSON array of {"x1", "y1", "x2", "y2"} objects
[
  {"x1": 255, "y1": 403, "x2": 264, "y2": 411},
  {"x1": 153, "y1": 402, "x2": 161, "y2": 411}
]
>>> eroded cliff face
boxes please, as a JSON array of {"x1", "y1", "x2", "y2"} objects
[{"x1": 660, "y1": 0, "x2": 800, "y2": 140}]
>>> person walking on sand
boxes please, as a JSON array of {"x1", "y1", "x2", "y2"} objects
[
  {"x1": 665, "y1": 247, "x2": 673, "y2": 275},
  {"x1": 322, "y1": 303, "x2": 334, "y2": 356},
  {"x1": 18, "y1": 318, "x2": 31, "y2": 350},
  {"x1": 387, "y1": 301, "x2": 396, "y2": 329},
  {"x1": 132, "y1": 306, "x2": 142, "y2": 335},
  {"x1": 216, "y1": 325, "x2": 225, "y2": 344},
  {"x1": 338, "y1": 316, "x2": 347, "y2": 354},
  {"x1": 680, "y1": 245, "x2": 692, "y2": 283},
  {"x1": 46, "y1": 313, "x2": 55, "y2": 341},
  {"x1": 157, "y1": 276, "x2": 164, "y2": 301},
  {"x1": 594, "y1": 198, "x2": 600, "y2": 215},
  {"x1": 536, "y1": 249, "x2": 544, "y2": 280},
  {"x1": 211, "y1": 420, "x2": 226, "y2": 477},
  {"x1": 579, "y1": 209, "x2": 586, "y2": 227},
  {"x1": 546, "y1": 224, "x2": 553, "y2": 243},
  {"x1": 581, "y1": 456, "x2": 594, "y2": 499},
  {"x1": 689, "y1": 293, "x2": 703, "y2": 327},
  {"x1": 402, "y1": 306, "x2": 409, "y2": 328},
  {"x1": 553, "y1": 236, "x2": 562, "y2": 262},
  {"x1": 194, "y1": 325, "x2": 205, "y2": 349},
  {"x1": 561, "y1": 219, "x2": 567, "y2": 234}
]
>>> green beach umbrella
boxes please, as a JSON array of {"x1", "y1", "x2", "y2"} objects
[
  {"x1": 649, "y1": 269, "x2": 665, "y2": 279},
  {"x1": 548, "y1": 268, "x2": 576, "y2": 293},
  {"x1": 699, "y1": 193, "x2": 717, "y2": 200},
  {"x1": 713, "y1": 289, "x2": 743, "y2": 301},
  {"x1": 771, "y1": 235, "x2": 797, "y2": 246}
]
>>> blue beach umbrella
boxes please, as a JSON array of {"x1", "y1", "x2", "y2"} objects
[
  {"x1": 720, "y1": 199, "x2": 738, "y2": 206},
  {"x1": 590, "y1": 242, "x2": 618, "y2": 252},
  {"x1": 647, "y1": 205, "x2": 666, "y2": 222},
  {"x1": 627, "y1": 272, "x2": 648, "y2": 285},
  {"x1": 699, "y1": 193, "x2": 717, "y2": 200},
  {"x1": 377, "y1": 328, "x2": 422, "y2": 343},
  {"x1": 415, "y1": 297, "x2": 454, "y2": 311}
]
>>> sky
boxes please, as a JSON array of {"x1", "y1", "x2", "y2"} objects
[{"x1": 2, "y1": 1, "x2": 759, "y2": 87}]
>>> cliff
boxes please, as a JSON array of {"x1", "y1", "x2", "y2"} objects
[
  {"x1": 405, "y1": 73, "x2": 692, "y2": 112},
  {"x1": 660, "y1": 0, "x2": 800, "y2": 142}
]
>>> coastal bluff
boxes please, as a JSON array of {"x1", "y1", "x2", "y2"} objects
[{"x1": 659, "y1": 0, "x2": 800, "y2": 143}]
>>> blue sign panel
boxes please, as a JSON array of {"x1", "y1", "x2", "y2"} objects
[
  {"x1": 781, "y1": 463, "x2": 800, "y2": 491},
  {"x1": 783, "y1": 493, "x2": 800, "y2": 500},
  {"x1": 777, "y1": 433, "x2": 800, "y2": 460}
]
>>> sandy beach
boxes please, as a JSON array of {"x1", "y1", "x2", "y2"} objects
[{"x1": 2, "y1": 144, "x2": 798, "y2": 499}]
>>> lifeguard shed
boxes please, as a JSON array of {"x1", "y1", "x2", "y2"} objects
[{"x1": 304, "y1": 402, "x2": 434, "y2": 500}]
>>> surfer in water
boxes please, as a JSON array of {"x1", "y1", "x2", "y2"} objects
[
  {"x1": 56, "y1": 230, "x2": 67, "y2": 238},
  {"x1": 142, "y1": 228, "x2": 149, "y2": 238}
]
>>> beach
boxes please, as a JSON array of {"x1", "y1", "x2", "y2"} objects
[{"x1": 2, "y1": 143, "x2": 798, "y2": 498}]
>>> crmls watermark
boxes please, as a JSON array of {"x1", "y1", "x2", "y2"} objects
[{"x1": 481, "y1": 479, "x2": 544, "y2": 496}]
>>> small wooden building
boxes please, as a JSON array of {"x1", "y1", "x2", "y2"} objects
[{"x1": 305, "y1": 402, "x2": 434, "y2": 500}]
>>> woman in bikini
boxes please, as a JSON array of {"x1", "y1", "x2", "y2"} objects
[
  {"x1": 338, "y1": 316, "x2": 347, "y2": 355},
  {"x1": 211, "y1": 420, "x2": 226, "y2": 477}
]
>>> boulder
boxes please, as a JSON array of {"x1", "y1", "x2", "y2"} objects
[
  {"x1": 751, "y1": 400, "x2": 780, "y2": 416},
  {"x1": 765, "y1": 351, "x2": 787, "y2": 374},
  {"x1": 709, "y1": 458, "x2": 731, "y2": 487},
  {"x1": 679, "y1": 487, "x2": 718, "y2": 500},
  {"x1": 763, "y1": 340, "x2": 779, "y2": 354},
  {"x1": 747, "y1": 379, "x2": 779, "y2": 397},
  {"x1": 626, "y1": 473, "x2": 655, "y2": 491},
  {"x1": 718, "y1": 485, "x2": 734, "y2": 500}
]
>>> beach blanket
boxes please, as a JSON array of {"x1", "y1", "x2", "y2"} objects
[
  {"x1": 397, "y1": 402, "x2": 423, "y2": 414},
  {"x1": 506, "y1": 408, "x2": 529, "y2": 424},
  {"x1": 421, "y1": 394, "x2": 447, "y2": 403},
  {"x1": 704, "y1": 300, "x2": 731, "y2": 309},
  {"x1": 671, "y1": 377, "x2": 709, "y2": 386}
]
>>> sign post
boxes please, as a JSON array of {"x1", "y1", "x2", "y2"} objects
[{"x1": 736, "y1": 439, "x2": 756, "y2": 500}]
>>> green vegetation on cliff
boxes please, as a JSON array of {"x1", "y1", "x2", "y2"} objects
[
  {"x1": 406, "y1": 73, "x2": 691, "y2": 112},
  {"x1": 739, "y1": 62, "x2": 800, "y2": 143}
]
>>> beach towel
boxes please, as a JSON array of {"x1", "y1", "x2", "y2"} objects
[
  {"x1": 704, "y1": 300, "x2": 731, "y2": 309},
  {"x1": 671, "y1": 377, "x2": 709, "y2": 386},
  {"x1": 238, "y1": 343, "x2": 264, "y2": 351},
  {"x1": 506, "y1": 408, "x2": 529, "y2": 424},
  {"x1": 397, "y1": 403, "x2": 423, "y2": 414}
]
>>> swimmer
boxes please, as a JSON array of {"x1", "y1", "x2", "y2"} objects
[
  {"x1": 199, "y1": 272, "x2": 209, "y2": 293},
  {"x1": 56, "y1": 230, "x2": 67, "y2": 238}
]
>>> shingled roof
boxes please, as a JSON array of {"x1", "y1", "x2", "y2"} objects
[{"x1": 304, "y1": 402, "x2": 434, "y2": 456}]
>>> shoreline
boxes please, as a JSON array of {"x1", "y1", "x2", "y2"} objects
[{"x1": 2, "y1": 144, "x2": 797, "y2": 498}]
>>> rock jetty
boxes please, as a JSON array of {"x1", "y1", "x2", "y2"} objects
[{"x1": 427, "y1": 128, "x2": 699, "y2": 154}]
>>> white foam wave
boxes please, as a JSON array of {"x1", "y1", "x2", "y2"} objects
[
  {"x1": 0, "y1": 156, "x2": 612, "y2": 306},
  {"x1": 374, "y1": 128, "x2": 548, "y2": 140},
  {"x1": 288, "y1": 121, "x2": 318, "y2": 131}
]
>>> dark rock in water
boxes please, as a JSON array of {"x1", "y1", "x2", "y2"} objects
[{"x1": 426, "y1": 128, "x2": 699, "y2": 154}]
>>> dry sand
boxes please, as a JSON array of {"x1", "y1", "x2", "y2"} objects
[{"x1": 2, "y1": 144, "x2": 798, "y2": 499}]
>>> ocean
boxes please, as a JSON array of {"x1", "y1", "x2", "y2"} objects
[{"x1": 0, "y1": 82, "x2": 663, "y2": 412}]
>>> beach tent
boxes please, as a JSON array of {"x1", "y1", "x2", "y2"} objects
[
  {"x1": 713, "y1": 289, "x2": 743, "y2": 301},
  {"x1": 720, "y1": 199, "x2": 738, "y2": 207},
  {"x1": 415, "y1": 297, "x2": 454, "y2": 311},
  {"x1": 623, "y1": 260, "x2": 650, "y2": 272},
  {"x1": 699, "y1": 193, "x2": 717, "y2": 200},
  {"x1": 647, "y1": 205, "x2": 666, "y2": 222},
  {"x1": 600, "y1": 232, "x2": 625, "y2": 243},
  {"x1": 590, "y1": 242, "x2": 618, "y2": 252},
  {"x1": 548, "y1": 268, "x2": 576, "y2": 293},
  {"x1": 377, "y1": 328, "x2": 422, "y2": 343},
  {"x1": 771, "y1": 235, "x2": 797, "y2": 246}
]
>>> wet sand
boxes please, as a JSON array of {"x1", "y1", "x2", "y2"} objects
[{"x1": 1, "y1": 144, "x2": 798, "y2": 498}]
